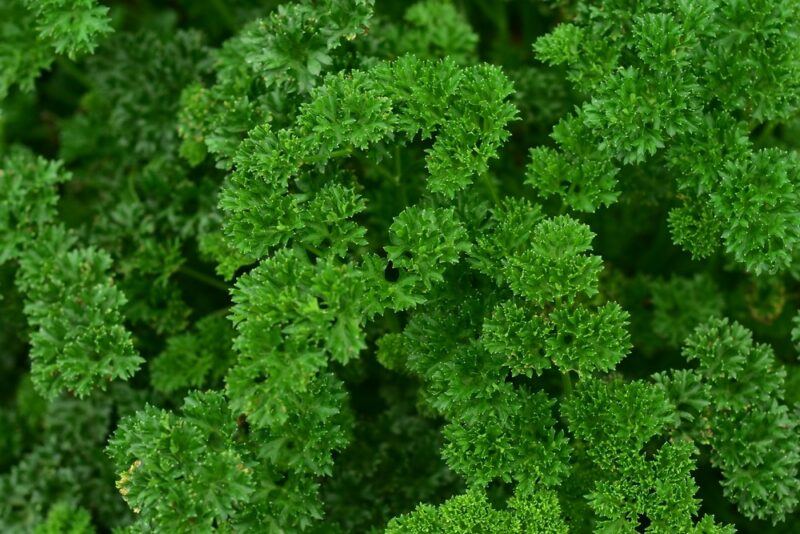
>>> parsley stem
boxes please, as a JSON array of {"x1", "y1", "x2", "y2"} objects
[
  {"x1": 562, "y1": 371, "x2": 573, "y2": 396},
  {"x1": 209, "y1": 0, "x2": 237, "y2": 33},
  {"x1": 474, "y1": 0, "x2": 509, "y2": 42},
  {"x1": 207, "y1": 307, "x2": 231, "y2": 318},
  {"x1": 127, "y1": 172, "x2": 140, "y2": 203},
  {"x1": 395, "y1": 145, "x2": 407, "y2": 207},
  {"x1": 328, "y1": 148, "x2": 353, "y2": 159},
  {"x1": 482, "y1": 173, "x2": 500, "y2": 205},
  {"x1": 178, "y1": 265, "x2": 229, "y2": 292},
  {"x1": 303, "y1": 244, "x2": 324, "y2": 257},
  {"x1": 56, "y1": 57, "x2": 91, "y2": 88}
]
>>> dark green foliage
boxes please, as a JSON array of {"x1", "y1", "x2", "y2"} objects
[
  {"x1": 149, "y1": 313, "x2": 235, "y2": 394},
  {"x1": 0, "y1": 147, "x2": 67, "y2": 262},
  {"x1": 530, "y1": 0, "x2": 800, "y2": 274},
  {"x1": 387, "y1": 206, "x2": 471, "y2": 290},
  {"x1": 17, "y1": 226, "x2": 142, "y2": 399},
  {"x1": 2, "y1": 0, "x2": 799, "y2": 532},
  {"x1": 108, "y1": 392, "x2": 260, "y2": 531},
  {"x1": 650, "y1": 274, "x2": 725, "y2": 347},
  {"x1": 563, "y1": 378, "x2": 733, "y2": 532},
  {"x1": 0, "y1": 385, "x2": 144, "y2": 532},
  {"x1": 0, "y1": 0, "x2": 110, "y2": 98},
  {"x1": 178, "y1": 0, "x2": 375, "y2": 168},
  {"x1": 1, "y1": 149, "x2": 141, "y2": 399},
  {"x1": 657, "y1": 318, "x2": 800, "y2": 523}
]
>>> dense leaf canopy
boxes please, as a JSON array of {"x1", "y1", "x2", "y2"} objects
[{"x1": 1, "y1": 0, "x2": 799, "y2": 532}]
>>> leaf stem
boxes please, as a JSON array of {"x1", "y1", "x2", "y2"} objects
[
  {"x1": 394, "y1": 145, "x2": 408, "y2": 207},
  {"x1": 206, "y1": 307, "x2": 231, "y2": 319},
  {"x1": 482, "y1": 173, "x2": 501, "y2": 205},
  {"x1": 56, "y1": 57, "x2": 91, "y2": 88},
  {"x1": 328, "y1": 147, "x2": 353, "y2": 159},
  {"x1": 127, "y1": 171, "x2": 140, "y2": 203},
  {"x1": 178, "y1": 265, "x2": 229, "y2": 292},
  {"x1": 303, "y1": 243, "x2": 324, "y2": 257},
  {"x1": 208, "y1": 0, "x2": 238, "y2": 33},
  {"x1": 562, "y1": 371, "x2": 573, "y2": 396},
  {"x1": 474, "y1": 0, "x2": 510, "y2": 43}
]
